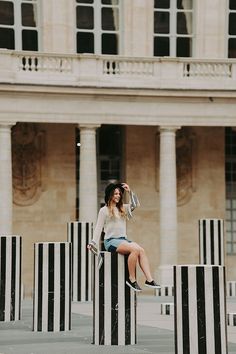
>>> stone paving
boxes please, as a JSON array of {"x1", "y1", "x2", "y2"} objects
[{"x1": 0, "y1": 295, "x2": 236, "y2": 354}]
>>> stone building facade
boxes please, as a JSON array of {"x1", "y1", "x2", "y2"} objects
[{"x1": 0, "y1": 0, "x2": 235, "y2": 296}]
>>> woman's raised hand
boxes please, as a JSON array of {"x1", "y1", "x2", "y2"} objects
[{"x1": 121, "y1": 183, "x2": 130, "y2": 192}]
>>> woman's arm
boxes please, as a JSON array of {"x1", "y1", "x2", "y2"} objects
[
  {"x1": 121, "y1": 183, "x2": 140, "y2": 218},
  {"x1": 92, "y1": 207, "x2": 106, "y2": 245}
]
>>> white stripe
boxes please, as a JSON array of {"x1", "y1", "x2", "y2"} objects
[
  {"x1": 42, "y1": 243, "x2": 48, "y2": 332},
  {"x1": 64, "y1": 243, "x2": 70, "y2": 331},
  {"x1": 188, "y1": 267, "x2": 198, "y2": 354},
  {"x1": 213, "y1": 220, "x2": 219, "y2": 264},
  {"x1": 5, "y1": 237, "x2": 11, "y2": 321},
  {"x1": 205, "y1": 267, "x2": 215, "y2": 353},
  {"x1": 14, "y1": 237, "x2": 20, "y2": 320},
  {"x1": 54, "y1": 244, "x2": 60, "y2": 332},
  {"x1": 130, "y1": 290, "x2": 135, "y2": 344},
  {"x1": 104, "y1": 253, "x2": 111, "y2": 345},
  {"x1": 219, "y1": 267, "x2": 227, "y2": 354},
  {"x1": 73, "y1": 222, "x2": 78, "y2": 301},
  {"x1": 34, "y1": 244, "x2": 38, "y2": 330},
  {"x1": 94, "y1": 256, "x2": 99, "y2": 344},
  {"x1": 220, "y1": 220, "x2": 225, "y2": 265},
  {"x1": 206, "y1": 220, "x2": 212, "y2": 265},
  {"x1": 81, "y1": 222, "x2": 86, "y2": 302},
  {"x1": 88, "y1": 223, "x2": 92, "y2": 301},
  {"x1": 199, "y1": 220, "x2": 204, "y2": 264},
  {"x1": 118, "y1": 254, "x2": 125, "y2": 344},
  {"x1": 176, "y1": 266, "x2": 183, "y2": 354}
]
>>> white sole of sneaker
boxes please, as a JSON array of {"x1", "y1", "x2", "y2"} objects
[
  {"x1": 125, "y1": 281, "x2": 142, "y2": 292},
  {"x1": 145, "y1": 284, "x2": 161, "y2": 289}
]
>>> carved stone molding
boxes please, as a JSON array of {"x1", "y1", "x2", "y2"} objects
[{"x1": 12, "y1": 123, "x2": 46, "y2": 206}]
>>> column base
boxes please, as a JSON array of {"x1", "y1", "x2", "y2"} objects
[{"x1": 157, "y1": 265, "x2": 174, "y2": 285}]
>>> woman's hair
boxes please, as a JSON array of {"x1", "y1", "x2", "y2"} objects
[{"x1": 107, "y1": 187, "x2": 126, "y2": 218}]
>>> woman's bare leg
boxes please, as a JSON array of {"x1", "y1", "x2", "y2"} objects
[{"x1": 116, "y1": 242, "x2": 153, "y2": 282}]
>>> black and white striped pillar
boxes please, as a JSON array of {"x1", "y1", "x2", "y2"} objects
[
  {"x1": 174, "y1": 265, "x2": 227, "y2": 354},
  {"x1": 67, "y1": 221, "x2": 93, "y2": 302},
  {"x1": 0, "y1": 235, "x2": 22, "y2": 322},
  {"x1": 33, "y1": 242, "x2": 72, "y2": 332},
  {"x1": 227, "y1": 313, "x2": 236, "y2": 326},
  {"x1": 160, "y1": 303, "x2": 174, "y2": 315},
  {"x1": 155, "y1": 285, "x2": 174, "y2": 297},
  {"x1": 199, "y1": 218, "x2": 224, "y2": 265},
  {"x1": 226, "y1": 281, "x2": 236, "y2": 297},
  {"x1": 93, "y1": 252, "x2": 137, "y2": 345}
]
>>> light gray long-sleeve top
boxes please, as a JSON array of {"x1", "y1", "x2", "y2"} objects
[{"x1": 92, "y1": 191, "x2": 140, "y2": 245}]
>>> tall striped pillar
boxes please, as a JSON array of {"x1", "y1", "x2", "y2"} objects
[
  {"x1": 0, "y1": 235, "x2": 22, "y2": 322},
  {"x1": 33, "y1": 242, "x2": 72, "y2": 332},
  {"x1": 93, "y1": 252, "x2": 137, "y2": 345},
  {"x1": 174, "y1": 265, "x2": 227, "y2": 354},
  {"x1": 199, "y1": 219, "x2": 224, "y2": 265},
  {"x1": 67, "y1": 221, "x2": 93, "y2": 301}
]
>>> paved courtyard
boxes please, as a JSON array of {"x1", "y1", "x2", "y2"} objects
[{"x1": 0, "y1": 295, "x2": 236, "y2": 354}]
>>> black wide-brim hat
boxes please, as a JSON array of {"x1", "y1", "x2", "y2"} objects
[{"x1": 104, "y1": 183, "x2": 124, "y2": 205}]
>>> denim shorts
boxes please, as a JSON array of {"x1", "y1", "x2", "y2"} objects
[{"x1": 104, "y1": 236, "x2": 132, "y2": 252}]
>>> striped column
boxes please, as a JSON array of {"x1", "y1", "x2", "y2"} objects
[
  {"x1": 155, "y1": 285, "x2": 174, "y2": 297},
  {"x1": 93, "y1": 252, "x2": 137, "y2": 345},
  {"x1": 67, "y1": 221, "x2": 93, "y2": 302},
  {"x1": 226, "y1": 281, "x2": 236, "y2": 297},
  {"x1": 227, "y1": 313, "x2": 236, "y2": 326},
  {"x1": 174, "y1": 265, "x2": 227, "y2": 354},
  {"x1": 0, "y1": 235, "x2": 22, "y2": 322},
  {"x1": 161, "y1": 303, "x2": 174, "y2": 315},
  {"x1": 199, "y1": 219, "x2": 224, "y2": 265},
  {"x1": 33, "y1": 242, "x2": 71, "y2": 332}
]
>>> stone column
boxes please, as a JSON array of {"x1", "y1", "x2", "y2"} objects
[
  {"x1": 79, "y1": 125, "x2": 100, "y2": 226},
  {"x1": 158, "y1": 126, "x2": 180, "y2": 285},
  {"x1": 0, "y1": 123, "x2": 14, "y2": 234}
]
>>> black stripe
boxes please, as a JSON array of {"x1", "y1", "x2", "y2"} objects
[
  {"x1": 181, "y1": 266, "x2": 190, "y2": 354},
  {"x1": 203, "y1": 220, "x2": 207, "y2": 264},
  {"x1": 125, "y1": 255, "x2": 131, "y2": 344},
  {"x1": 210, "y1": 220, "x2": 215, "y2": 264},
  {"x1": 11, "y1": 237, "x2": 16, "y2": 321},
  {"x1": 19, "y1": 237, "x2": 22, "y2": 320},
  {"x1": 85, "y1": 223, "x2": 89, "y2": 301},
  {"x1": 218, "y1": 220, "x2": 222, "y2": 265},
  {"x1": 60, "y1": 243, "x2": 66, "y2": 331},
  {"x1": 234, "y1": 315, "x2": 236, "y2": 326},
  {"x1": 99, "y1": 253, "x2": 105, "y2": 344},
  {"x1": 70, "y1": 223, "x2": 74, "y2": 300},
  {"x1": 77, "y1": 223, "x2": 81, "y2": 301},
  {"x1": 92, "y1": 256, "x2": 95, "y2": 344},
  {"x1": 37, "y1": 244, "x2": 43, "y2": 331},
  {"x1": 111, "y1": 253, "x2": 118, "y2": 345},
  {"x1": 173, "y1": 266, "x2": 178, "y2": 354},
  {"x1": 196, "y1": 266, "x2": 206, "y2": 354},
  {"x1": 0, "y1": 237, "x2": 6, "y2": 321},
  {"x1": 33, "y1": 243, "x2": 36, "y2": 329},
  {"x1": 212, "y1": 267, "x2": 221, "y2": 353},
  {"x1": 48, "y1": 243, "x2": 54, "y2": 331}
]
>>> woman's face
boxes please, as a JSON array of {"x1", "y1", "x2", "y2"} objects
[{"x1": 111, "y1": 188, "x2": 121, "y2": 204}]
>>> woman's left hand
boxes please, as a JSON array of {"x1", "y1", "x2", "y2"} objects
[{"x1": 121, "y1": 183, "x2": 130, "y2": 192}]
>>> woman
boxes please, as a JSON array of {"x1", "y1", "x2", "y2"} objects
[{"x1": 88, "y1": 182, "x2": 160, "y2": 292}]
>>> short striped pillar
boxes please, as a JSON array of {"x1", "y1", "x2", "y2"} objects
[
  {"x1": 174, "y1": 265, "x2": 227, "y2": 354},
  {"x1": 0, "y1": 235, "x2": 22, "y2": 322},
  {"x1": 226, "y1": 281, "x2": 236, "y2": 297},
  {"x1": 33, "y1": 242, "x2": 72, "y2": 332},
  {"x1": 199, "y1": 218, "x2": 224, "y2": 265},
  {"x1": 227, "y1": 313, "x2": 236, "y2": 326},
  {"x1": 161, "y1": 303, "x2": 174, "y2": 315},
  {"x1": 155, "y1": 285, "x2": 174, "y2": 297},
  {"x1": 67, "y1": 221, "x2": 93, "y2": 301},
  {"x1": 93, "y1": 252, "x2": 137, "y2": 345}
]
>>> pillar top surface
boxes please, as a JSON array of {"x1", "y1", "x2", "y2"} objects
[
  {"x1": 159, "y1": 126, "x2": 181, "y2": 132},
  {"x1": 79, "y1": 124, "x2": 101, "y2": 130}
]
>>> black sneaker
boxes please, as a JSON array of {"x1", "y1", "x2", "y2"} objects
[
  {"x1": 126, "y1": 279, "x2": 142, "y2": 292},
  {"x1": 145, "y1": 280, "x2": 161, "y2": 289},
  {"x1": 88, "y1": 240, "x2": 98, "y2": 256}
]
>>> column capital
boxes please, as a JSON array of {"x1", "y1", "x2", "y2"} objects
[
  {"x1": 0, "y1": 121, "x2": 16, "y2": 129},
  {"x1": 159, "y1": 126, "x2": 181, "y2": 133},
  {"x1": 78, "y1": 124, "x2": 101, "y2": 130}
]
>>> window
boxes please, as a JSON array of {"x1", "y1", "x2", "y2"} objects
[
  {"x1": 228, "y1": 0, "x2": 236, "y2": 57},
  {"x1": 154, "y1": 0, "x2": 193, "y2": 57},
  {"x1": 225, "y1": 128, "x2": 236, "y2": 254},
  {"x1": 0, "y1": 0, "x2": 39, "y2": 51},
  {"x1": 76, "y1": 0, "x2": 120, "y2": 54}
]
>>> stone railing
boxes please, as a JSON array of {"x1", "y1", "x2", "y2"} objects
[{"x1": 0, "y1": 50, "x2": 236, "y2": 90}]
